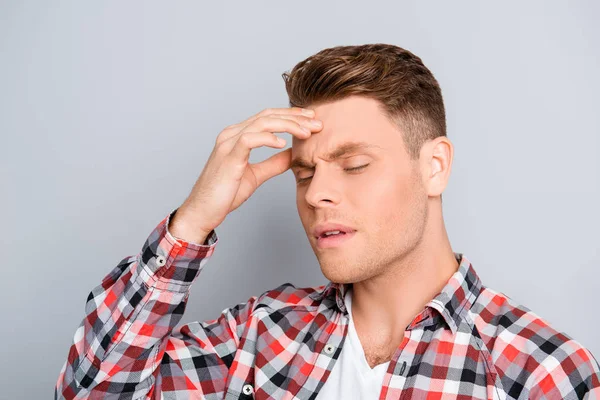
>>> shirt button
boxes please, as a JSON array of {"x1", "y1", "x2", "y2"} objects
[
  {"x1": 156, "y1": 255, "x2": 166, "y2": 266},
  {"x1": 324, "y1": 343, "x2": 335, "y2": 355},
  {"x1": 242, "y1": 384, "x2": 254, "y2": 395}
]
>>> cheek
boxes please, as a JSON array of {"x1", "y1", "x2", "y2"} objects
[
  {"x1": 359, "y1": 169, "x2": 417, "y2": 226},
  {"x1": 358, "y1": 165, "x2": 413, "y2": 206}
]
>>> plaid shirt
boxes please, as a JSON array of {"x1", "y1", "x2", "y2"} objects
[{"x1": 55, "y1": 209, "x2": 600, "y2": 399}]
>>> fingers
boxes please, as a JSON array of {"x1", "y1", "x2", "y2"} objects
[
  {"x1": 228, "y1": 113, "x2": 323, "y2": 156},
  {"x1": 228, "y1": 131, "x2": 288, "y2": 163},
  {"x1": 218, "y1": 107, "x2": 318, "y2": 141},
  {"x1": 220, "y1": 115, "x2": 321, "y2": 152},
  {"x1": 246, "y1": 115, "x2": 322, "y2": 139},
  {"x1": 245, "y1": 107, "x2": 315, "y2": 126}
]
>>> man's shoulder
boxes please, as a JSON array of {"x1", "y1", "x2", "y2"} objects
[{"x1": 469, "y1": 285, "x2": 600, "y2": 395}]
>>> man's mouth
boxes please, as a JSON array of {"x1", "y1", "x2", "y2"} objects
[
  {"x1": 320, "y1": 231, "x2": 346, "y2": 238},
  {"x1": 316, "y1": 230, "x2": 356, "y2": 248}
]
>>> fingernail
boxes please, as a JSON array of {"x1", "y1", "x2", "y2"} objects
[{"x1": 302, "y1": 108, "x2": 315, "y2": 115}]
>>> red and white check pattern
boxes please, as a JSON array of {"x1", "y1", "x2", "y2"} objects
[{"x1": 55, "y1": 208, "x2": 600, "y2": 399}]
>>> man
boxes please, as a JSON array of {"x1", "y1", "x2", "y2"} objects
[{"x1": 55, "y1": 43, "x2": 599, "y2": 399}]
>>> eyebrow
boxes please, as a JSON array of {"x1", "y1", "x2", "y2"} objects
[{"x1": 290, "y1": 141, "x2": 380, "y2": 170}]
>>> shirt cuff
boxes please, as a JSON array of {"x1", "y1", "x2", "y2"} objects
[{"x1": 133, "y1": 207, "x2": 220, "y2": 292}]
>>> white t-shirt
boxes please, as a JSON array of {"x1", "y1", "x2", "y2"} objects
[{"x1": 316, "y1": 287, "x2": 390, "y2": 399}]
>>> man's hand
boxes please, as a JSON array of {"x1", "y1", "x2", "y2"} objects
[{"x1": 169, "y1": 107, "x2": 323, "y2": 243}]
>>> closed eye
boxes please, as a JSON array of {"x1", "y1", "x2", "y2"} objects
[{"x1": 296, "y1": 164, "x2": 370, "y2": 184}]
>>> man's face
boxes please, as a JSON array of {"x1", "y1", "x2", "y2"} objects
[{"x1": 291, "y1": 95, "x2": 429, "y2": 284}]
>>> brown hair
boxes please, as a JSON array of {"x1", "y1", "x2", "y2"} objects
[{"x1": 282, "y1": 43, "x2": 446, "y2": 161}]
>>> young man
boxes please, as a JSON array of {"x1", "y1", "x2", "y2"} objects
[{"x1": 55, "y1": 44, "x2": 599, "y2": 399}]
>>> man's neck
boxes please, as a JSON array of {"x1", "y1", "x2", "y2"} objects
[{"x1": 349, "y1": 219, "x2": 459, "y2": 355}]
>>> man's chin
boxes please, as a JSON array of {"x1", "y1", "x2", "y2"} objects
[{"x1": 319, "y1": 266, "x2": 363, "y2": 285}]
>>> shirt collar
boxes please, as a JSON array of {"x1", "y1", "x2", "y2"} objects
[{"x1": 308, "y1": 252, "x2": 482, "y2": 335}]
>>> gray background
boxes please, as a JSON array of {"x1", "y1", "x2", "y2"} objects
[{"x1": 1, "y1": 1, "x2": 598, "y2": 398}]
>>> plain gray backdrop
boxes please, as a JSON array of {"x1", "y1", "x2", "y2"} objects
[{"x1": 1, "y1": 1, "x2": 598, "y2": 398}]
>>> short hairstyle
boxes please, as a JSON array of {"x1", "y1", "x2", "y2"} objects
[{"x1": 282, "y1": 43, "x2": 447, "y2": 161}]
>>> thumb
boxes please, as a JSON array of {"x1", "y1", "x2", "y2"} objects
[{"x1": 251, "y1": 147, "x2": 293, "y2": 187}]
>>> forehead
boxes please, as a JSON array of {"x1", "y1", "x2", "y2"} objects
[{"x1": 291, "y1": 96, "x2": 403, "y2": 159}]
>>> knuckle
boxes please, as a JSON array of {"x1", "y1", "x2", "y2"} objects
[
  {"x1": 253, "y1": 115, "x2": 269, "y2": 126},
  {"x1": 258, "y1": 108, "x2": 273, "y2": 116},
  {"x1": 238, "y1": 133, "x2": 252, "y2": 146},
  {"x1": 215, "y1": 133, "x2": 227, "y2": 145},
  {"x1": 214, "y1": 141, "x2": 227, "y2": 153}
]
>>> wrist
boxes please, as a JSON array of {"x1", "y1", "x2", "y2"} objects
[{"x1": 168, "y1": 208, "x2": 212, "y2": 245}]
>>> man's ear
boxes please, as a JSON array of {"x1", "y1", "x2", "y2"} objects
[{"x1": 420, "y1": 137, "x2": 454, "y2": 197}]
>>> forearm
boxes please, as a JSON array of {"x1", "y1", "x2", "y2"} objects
[{"x1": 55, "y1": 208, "x2": 219, "y2": 399}]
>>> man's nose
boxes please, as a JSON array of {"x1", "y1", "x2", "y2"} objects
[{"x1": 303, "y1": 170, "x2": 342, "y2": 208}]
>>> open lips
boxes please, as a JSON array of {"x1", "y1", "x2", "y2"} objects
[{"x1": 313, "y1": 224, "x2": 356, "y2": 239}]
